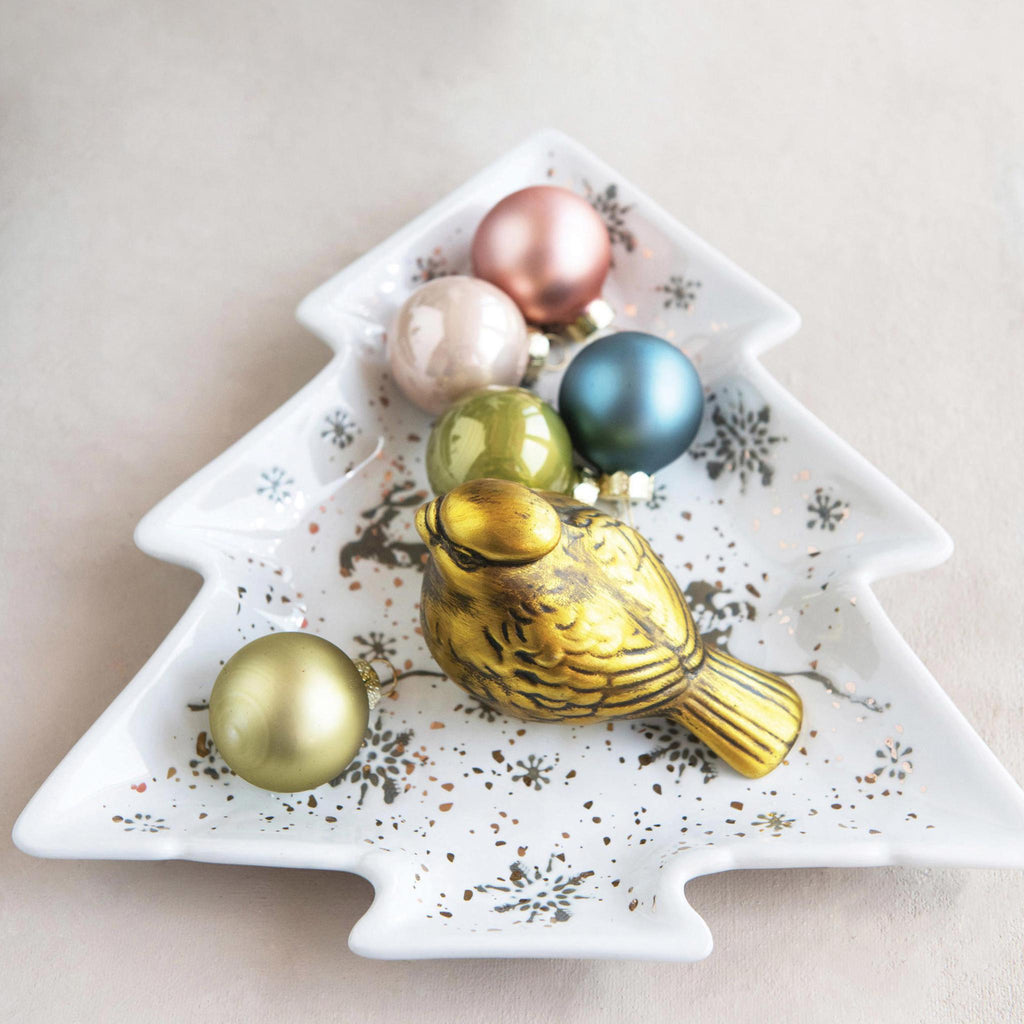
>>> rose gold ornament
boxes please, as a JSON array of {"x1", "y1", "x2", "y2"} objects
[
  {"x1": 388, "y1": 276, "x2": 530, "y2": 415},
  {"x1": 471, "y1": 185, "x2": 612, "y2": 326}
]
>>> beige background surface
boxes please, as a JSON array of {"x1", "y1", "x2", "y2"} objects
[{"x1": 3, "y1": 2, "x2": 1024, "y2": 1020}]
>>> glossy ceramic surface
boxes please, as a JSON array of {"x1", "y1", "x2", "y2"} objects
[{"x1": 15, "y1": 131, "x2": 1024, "y2": 962}]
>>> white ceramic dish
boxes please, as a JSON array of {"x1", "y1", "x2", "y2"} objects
[{"x1": 15, "y1": 131, "x2": 1024, "y2": 961}]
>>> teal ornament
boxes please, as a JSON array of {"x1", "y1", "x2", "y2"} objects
[
  {"x1": 557, "y1": 331, "x2": 704, "y2": 475},
  {"x1": 426, "y1": 386, "x2": 575, "y2": 495}
]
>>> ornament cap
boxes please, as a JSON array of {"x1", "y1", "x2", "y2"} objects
[
  {"x1": 560, "y1": 298, "x2": 616, "y2": 343},
  {"x1": 600, "y1": 470, "x2": 655, "y2": 503},
  {"x1": 573, "y1": 467, "x2": 654, "y2": 504},
  {"x1": 520, "y1": 329, "x2": 551, "y2": 387},
  {"x1": 354, "y1": 659, "x2": 383, "y2": 710},
  {"x1": 572, "y1": 469, "x2": 601, "y2": 505}
]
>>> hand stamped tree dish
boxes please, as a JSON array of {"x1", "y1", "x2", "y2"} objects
[{"x1": 14, "y1": 131, "x2": 1024, "y2": 962}]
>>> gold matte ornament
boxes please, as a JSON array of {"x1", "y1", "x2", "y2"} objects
[
  {"x1": 416, "y1": 479, "x2": 803, "y2": 779},
  {"x1": 209, "y1": 632, "x2": 383, "y2": 793}
]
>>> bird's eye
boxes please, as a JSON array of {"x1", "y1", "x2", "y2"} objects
[{"x1": 446, "y1": 543, "x2": 482, "y2": 572}]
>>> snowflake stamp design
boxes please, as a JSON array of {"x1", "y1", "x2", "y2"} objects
[
  {"x1": 511, "y1": 754, "x2": 554, "y2": 789},
  {"x1": 321, "y1": 409, "x2": 357, "y2": 450},
  {"x1": 330, "y1": 714, "x2": 416, "y2": 806},
  {"x1": 112, "y1": 813, "x2": 169, "y2": 833},
  {"x1": 689, "y1": 389, "x2": 787, "y2": 491},
  {"x1": 806, "y1": 487, "x2": 849, "y2": 531},
  {"x1": 474, "y1": 855, "x2": 594, "y2": 924},
  {"x1": 752, "y1": 811, "x2": 795, "y2": 835},
  {"x1": 655, "y1": 275, "x2": 701, "y2": 310},
  {"x1": 257, "y1": 466, "x2": 294, "y2": 504},
  {"x1": 454, "y1": 697, "x2": 502, "y2": 723},
  {"x1": 873, "y1": 737, "x2": 913, "y2": 781},
  {"x1": 354, "y1": 631, "x2": 398, "y2": 661},
  {"x1": 631, "y1": 719, "x2": 719, "y2": 784},
  {"x1": 583, "y1": 181, "x2": 636, "y2": 252}
]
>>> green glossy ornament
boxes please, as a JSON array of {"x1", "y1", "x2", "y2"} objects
[
  {"x1": 209, "y1": 633, "x2": 383, "y2": 793},
  {"x1": 426, "y1": 386, "x2": 575, "y2": 496}
]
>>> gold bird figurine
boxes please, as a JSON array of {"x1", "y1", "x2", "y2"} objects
[{"x1": 415, "y1": 478, "x2": 802, "y2": 778}]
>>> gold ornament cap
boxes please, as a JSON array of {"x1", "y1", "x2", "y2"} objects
[
  {"x1": 520, "y1": 329, "x2": 552, "y2": 387},
  {"x1": 572, "y1": 468, "x2": 601, "y2": 505},
  {"x1": 560, "y1": 298, "x2": 615, "y2": 343},
  {"x1": 572, "y1": 467, "x2": 654, "y2": 504},
  {"x1": 599, "y1": 470, "x2": 654, "y2": 503}
]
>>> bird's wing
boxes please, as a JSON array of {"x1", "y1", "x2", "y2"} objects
[
  {"x1": 496, "y1": 583, "x2": 691, "y2": 720},
  {"x1": 484, "y1": 495, "x2": 700, "y2": 720},
  {"x1": 544, "y1": 494, "x2": 698, "y2": 664}
]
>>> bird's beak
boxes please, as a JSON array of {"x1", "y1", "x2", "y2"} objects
[
  {"x1": 415, "y1": 496, "x2": 438, "y2": 547},
  {"x1": 415, "y1": 495, "x2": 468, "y2": 583}
]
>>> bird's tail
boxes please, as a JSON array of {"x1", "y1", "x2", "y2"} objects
[{"x1": 670, "y1": 644, "x2": 802, "y2": 779}]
